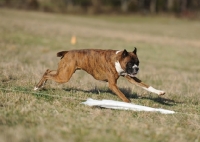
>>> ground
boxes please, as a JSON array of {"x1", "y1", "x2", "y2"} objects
[{"x1": 0, "y1": 9, "x2": 200, "y2": 142}]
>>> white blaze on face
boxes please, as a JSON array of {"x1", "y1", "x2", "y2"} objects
[
  {"x1": 115, "y1": 61, "x2": 124, "y2": 74},
  {"x1": 132, "y1": 64, "x2": 138, "y2": 68}
]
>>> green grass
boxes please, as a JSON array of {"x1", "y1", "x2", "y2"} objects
[{"x1": 0, "y1": 8, "x2": 200, "y2": 142}]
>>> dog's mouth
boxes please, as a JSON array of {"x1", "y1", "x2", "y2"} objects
[{"x1": 127, "y1": 73, "x2": 137, "y2": 77}]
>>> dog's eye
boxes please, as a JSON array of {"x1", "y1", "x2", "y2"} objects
[{"x1": 127, "y1": 62, "x2": 133, "y2": 68}]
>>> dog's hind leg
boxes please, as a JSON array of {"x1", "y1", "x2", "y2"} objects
[
  {"x1": 34, "y1": 69, "x2": 56, "y2": 90},
  {"x1": 125, "y1": 76, "x2": 165, "y2": 96},
  {"x1": 34, "y1": 63, "x2": 75, "y2": 90}
]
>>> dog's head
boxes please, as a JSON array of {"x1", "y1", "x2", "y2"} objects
[{"x1": 115, "y1": 47, "x2": 139, "y2": 77}]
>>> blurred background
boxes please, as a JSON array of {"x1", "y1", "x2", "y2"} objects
[
  {"x1": 1, "y1": 1, "x2": 200, "y2": 141},
  {"x1": 0, "y1": 0, "x2": 200, "y2": 18}
]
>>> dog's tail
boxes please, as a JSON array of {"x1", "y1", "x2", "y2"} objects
[{"x1": 57, "y1": 51, "x2": 68, "y2": 59}]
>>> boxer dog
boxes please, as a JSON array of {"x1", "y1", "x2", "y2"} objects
[{"x1": 34, "y1": 48, "x2": 165, "y2": 102}]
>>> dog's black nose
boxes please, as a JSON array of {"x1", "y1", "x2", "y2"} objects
[{"x1": 136, "y1": 67, "x2": 139, "y2": 72}]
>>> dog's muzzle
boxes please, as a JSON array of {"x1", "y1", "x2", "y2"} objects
[
  {"x1": 127, "y1": 65, "x2": 139, "y2": 77},
  {"x1": 133, "y1": 65, "x2": 139, "y2": 74}
]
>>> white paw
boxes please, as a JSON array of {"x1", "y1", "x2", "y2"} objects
[
  {"x1": 157, "y1": 90, "x2": 165, "y2": 96},
  {"x1": 34, "y1": 87, "x2": 39, "y2": 91},
  {"x1": 143, "y1": 86, "x2": 165, "y2": 96}
]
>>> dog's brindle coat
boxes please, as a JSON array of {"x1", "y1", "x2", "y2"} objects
[{"x1": 34, "y1": 48, "x2": 165, "y2": 103}]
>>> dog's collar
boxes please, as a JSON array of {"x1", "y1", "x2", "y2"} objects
[
  {"x1": 120, "y1": 72, "x2": 135, "y2": 77},
  {"x1": 120, "y1": 71, "x2": 127, "y2": 76}
]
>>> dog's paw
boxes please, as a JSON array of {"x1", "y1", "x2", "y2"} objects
[
  {"x1": 143, "y1": 86, "x2": 165, "y2": 96},
  {"x1": 34, "y1": 87, "x2": 38, "y2": 91},
  {"x1": 123, "y1": 98, "x2": 131, "y2": 103},
  {"x1": 158, "y1": 90, "x2": 165, "y2": 96}
]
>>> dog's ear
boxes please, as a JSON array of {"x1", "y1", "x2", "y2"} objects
[
  {"x1": 133, "y1": 47, "x2": 137, "y2": 55},
  {"x1": 122, "y1": 49, "x2": 128, "y2": 58}
]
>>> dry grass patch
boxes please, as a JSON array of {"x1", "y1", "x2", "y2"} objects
[{"x1": 0, "y1": 9, "x2": 200, "y2": 142}]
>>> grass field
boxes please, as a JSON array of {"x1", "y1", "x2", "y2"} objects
[{"x1": 0, "y1": 9, "x2": 200, "y2": 142}]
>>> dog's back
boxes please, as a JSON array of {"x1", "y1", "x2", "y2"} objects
[{"x1": 57, "y1": 49, "x2": 117, "y2": 81}]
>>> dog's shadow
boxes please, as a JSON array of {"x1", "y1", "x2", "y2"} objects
[{"x1": 63, "y1": 87, "x2": 179, "y2": 106}]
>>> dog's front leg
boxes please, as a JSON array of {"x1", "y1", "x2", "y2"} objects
[
  {"x1": 125, "y1": 76, "x2": 165, "y2": 96},
  {"x1": 108, "y1": 82, "x2": 131, "y2": 103}
]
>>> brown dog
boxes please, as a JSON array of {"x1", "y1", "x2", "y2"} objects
[{"x1": 34, "y1": 48, "x2": 165, "y2": 102}]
